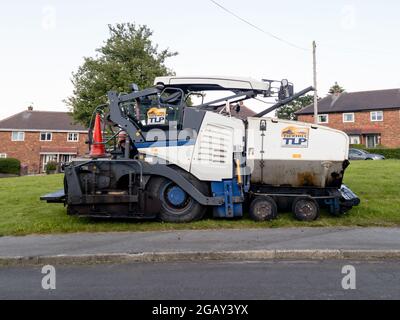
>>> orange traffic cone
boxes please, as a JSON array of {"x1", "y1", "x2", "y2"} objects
[{"x1": 90, "y1": 113, "x2": 106, "y2": 158}]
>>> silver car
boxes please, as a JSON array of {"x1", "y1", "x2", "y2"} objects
[{"x1": 349, "y1": 148, "x2": 385, "y2": 160}]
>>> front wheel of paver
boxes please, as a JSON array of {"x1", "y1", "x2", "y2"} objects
[{"x1": 147, "y1": 177, "x2": 207, "y2": 223}]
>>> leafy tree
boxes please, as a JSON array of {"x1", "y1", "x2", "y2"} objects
[
  {"x1": 276, "y1": 95, "x2": 315, "y2": 120},
  {"x1": 328, "y1": 82, "x2": 345, "y2": 95},
  {"x1": 66, "y1": 23, "x2": 178, "y2": 126}
]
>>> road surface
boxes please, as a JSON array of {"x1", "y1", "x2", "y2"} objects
[{"x1": 1, "y1": 260, "x2": 399, "y2": 300}]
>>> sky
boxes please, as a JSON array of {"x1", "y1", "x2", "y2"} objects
[{"x1": 0, "y1": 0, "x2": 400, "y2": 119}]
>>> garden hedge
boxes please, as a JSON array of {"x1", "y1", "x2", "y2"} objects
[
  {"x1": 364, "y1": 148, "x2": 400, "y2": 159},
  {"x1": 0, "y1": 158, "x2": 21, "y2": 175}
]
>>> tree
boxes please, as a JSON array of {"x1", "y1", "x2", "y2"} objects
[
  {"x1": 328, "y1": 82, "x2": 345, "y2": 95},
  {"x1": 276, "y1": 95, "x2": 315, "y2": 121},
  {"x1": 66, "y1": 23, "x2": 178, "y2": 126}
]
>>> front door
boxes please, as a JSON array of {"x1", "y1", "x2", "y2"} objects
[
  {"x1": 366, "y1": 135, "x2": 377, "y2": 148},
  {"x1": 60, "y1": 154, "x2": 73, "y2": 163},
  {"x1": 41, "y1": 154, "x2": 57, "y2": 172},
  {"x1": 60, "y1": 154, "x2": 75, "y2": 172}
]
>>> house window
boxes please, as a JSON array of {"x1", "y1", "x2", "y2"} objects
[
  {"x1": 67, "y1": 133, "x2": 79, "y2": 142},
  {"x1": 40, "y1": 132, "x2": 52, "y2": 141},
  {"x1": 343, "y1": 113, "x2": 355, "y2": 123},
  {"x1": 0, "y1": 153, "x2": 7, "y2": 158},
  {"x1": 11, "y1": 131, "x2": 25, "y2": 141},
  {"x1": 317, "y1": 114, "x2": 329, "y2": 124},
  {"x1": 349, "y1": 135, "x2": 361, "y2": 145},
  {"x1": 371, "y1": 111, "x2": 383, "y2": 122}
]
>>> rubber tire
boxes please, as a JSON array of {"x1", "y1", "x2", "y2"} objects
[
  {"x1": 292, "y1": 197, "x2": 320, "y2": 222},
  {"x1": 249, "y1": 196, "x2": 278, "y2": 222},
  {"x1": 147, "y1": 175, "x2": 208, "y2": 223}
]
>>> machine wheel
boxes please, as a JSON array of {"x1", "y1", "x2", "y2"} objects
[
  {"x1": 147, "y1": 176, "x2": 207, "y2": 223},
  {"x1": 249, "y1": 196, "x2": 278, "y2": 222},
  {"x1": 292, "y1": 197, "x2": 320, "y2": 222}
]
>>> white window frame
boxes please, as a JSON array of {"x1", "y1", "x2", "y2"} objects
[
  {"x1": 343, "y1": 113, "x2": 355, "y2": 123},
  {"x1": 0, "y1": 153, "x2": 7, "y2": 159},
  {"x1": 317, "y1": 114, "x2": 329, "y2": 124},
  {"x1": 40, "y1": 132, "x2": 53, "y2": 142},
  {"x1": 67, "y1": 132, "x2": 79, "y2": 142},
  {"x1": 370, "y1": 111, "x2": 383, "y2": 122},
  {"x1": 11, "y1": 131, "x2": 25, "y2": 141},
  {"x1": 348, "y1": 135, "x2": 361, "y2": 145}
]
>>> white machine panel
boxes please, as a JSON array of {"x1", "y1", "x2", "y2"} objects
[
  {"x1": 246, "y1": 117, "x2": 350, "y2": 188},
  {"x1": 190, "y1": 112, "x2": 245, "y2": 181},
  {"x1": 246, "y1": 118, "x2": 349, "y2": 161},
  {"x1": 138, "y1": 145, "x2": 195, "y2": 172},
  {"x1": 137, "y1": 111, "x2": 245, "y2": 182}
]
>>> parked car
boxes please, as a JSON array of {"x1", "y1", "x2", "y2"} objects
[{"x1": 349, "y1": 148, "x2": 385, "y2": 160}]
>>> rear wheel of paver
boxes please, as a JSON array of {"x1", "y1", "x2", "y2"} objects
[
  {"x1": 292, "y1": 197, "x2": 319, "y2": 222},
  {"x1": 249, "y1": 196, "x2": 278, "y2": 222}
]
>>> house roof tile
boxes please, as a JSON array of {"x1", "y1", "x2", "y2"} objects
[
  {"x1": 0, "y1": 111, "x2": 86, "y2": 131},
  {"x1": 215, "y1": 104, "x2": 256, "y2": 120},
  {"x1": 296, "y1": 89, "x2": 400, "y2": 115}
]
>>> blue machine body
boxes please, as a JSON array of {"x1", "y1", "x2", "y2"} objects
[{"x1": 211, "y1": 179, "x2": 243, "y2": 218}]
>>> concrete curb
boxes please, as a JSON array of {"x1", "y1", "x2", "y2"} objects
[{"x1": 1, "y1": 249, "x2": 400, "y2": 267}]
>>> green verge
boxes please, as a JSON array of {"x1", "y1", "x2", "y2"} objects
[{"x1": 0, "y1": 160, "x2": 399, "y2": 236}]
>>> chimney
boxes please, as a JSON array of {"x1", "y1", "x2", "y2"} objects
[
  {"x1": 333, "y1": 91, "x2": 341, "y2": 97},
  {"x1": 27, "y1": 105, "x2": 33, "y2": 111}
]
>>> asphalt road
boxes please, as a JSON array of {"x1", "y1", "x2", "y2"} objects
[{"x1": 0, "y1": 260, "x2": 399, "y2": 300}]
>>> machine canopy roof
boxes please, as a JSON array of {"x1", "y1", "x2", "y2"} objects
[{"x1": 154, "y1": 76, "x2": 271, "y2": 93}]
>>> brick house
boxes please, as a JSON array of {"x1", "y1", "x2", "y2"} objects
[
  {"x1": 295, "y1": 89, "x2": 400, "y2": 148},
  {"x1": 0, "y1": 107, "x2": 88, "y2": 174}
]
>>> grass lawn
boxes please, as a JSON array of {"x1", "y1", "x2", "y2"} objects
[{"x1": 0, "y1": 160, "x2": 399, "y2": 236}]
